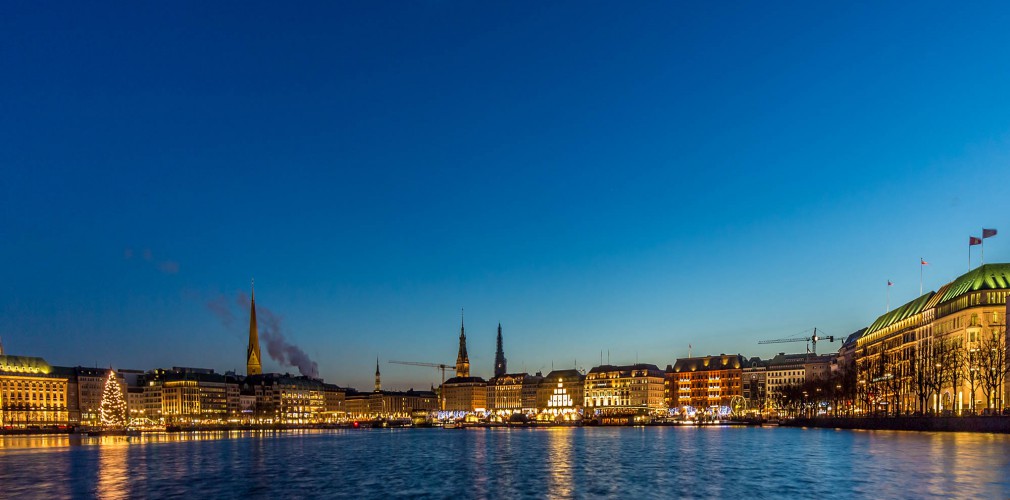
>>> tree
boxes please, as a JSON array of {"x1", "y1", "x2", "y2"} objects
[
  {"x1": 978, "y1": 328, "x2": 1008, "y2": 412},
  {"x1": 100, "y1": 370, "x2": 127, "y2": 429}
]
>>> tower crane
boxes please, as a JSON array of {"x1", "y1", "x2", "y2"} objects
[
  {"x1": 758, "y1": 328, "x2": 838, "y2": 356},
  {"x1": 388, "y1": 360, "x2": 455, "y2": 410}
]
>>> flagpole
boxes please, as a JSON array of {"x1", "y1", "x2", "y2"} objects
[
  {"x1": 981, "y1": 227, "x2": 985, "y2": 265},
  {"x1": 920, "y1": 258, "x2": 923, "y2": 296},
  {"x1": 886, "y1": 282, "x2": 890, "y2": 312}
]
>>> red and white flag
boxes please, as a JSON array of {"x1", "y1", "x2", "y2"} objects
[
  {"x1": 921, "y1": 258, "x2": 928, "y2": 266},
  {"x1": 887, "y1": 280, "x2": 893, "y2": 286},
  {"x1": 983, "y1": 228, "x2": 997, "y2": 238},
  {"x1": 970, "y1": 236, "x2": 983, "y2": 246}
]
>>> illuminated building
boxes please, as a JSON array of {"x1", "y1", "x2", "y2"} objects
[
  {"x1": 455, "y1": 312, "x2": 470, "y2": 378},
  {"x1": 156, "y1": 368, "x2": 239, "y2": 424},
  {"x1": 441, "y1": 313, "x2": 487, "y2": 412},
  {"x1": 0, "y1": 355, "x2": 70, "y2": 428},
  {"x1": 246, "y1": 282, "x2": 262, "y2": 376},
  {"x1": 766, "y1": 353, "x2": 807, "y2": 407},
  {"x1": 57, "y1": 367, "x2": 125, "y2": 426},
  {"x1": 323, "y1": 383, "x2": 346, "y2": 421},
  {"x1": 522, "y1": 372, "x2": 544, "y2": 413},
  {"x1": 442, "y1": 376, "x2": 487, "y2": 412},
  {"x1": 584, "y1": 364, "x2": 665, "y2": 416},
  {"x1": 244, "y1": 374, "x2": 327, "y2": 424},
  {"x1": 666, "y1": 355, "x2": 744, "y2": 411},
  {"x1": 536, "y1": 369, "x2": 584, "y2": 418},
  {"x1": 487, "y1": 373, "x2": 541, "y2": 415},
  {"x1": 855, "y1": 264, "x2": 1010, "y2": 413},
  {"x1": 741, "y1": 358, "x2": 768, "y2": 412},
  {"x1": 344, "y1": 390, "x2": 370, "y2": 419}
]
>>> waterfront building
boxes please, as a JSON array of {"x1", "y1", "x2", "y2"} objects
[
  {"x1": 584, "y1": 364, "x2": 665, "y2": 416},
  {"x1": 666, "y1": 355, "x2": 744, "y2": 411},
  {"x1": 156, "y1": 368, "x2": 240, "y2": 424},
  {"x1": 442, "y1": 376, "x2": 487, "y2": 412},
  {"x1": 58, "y1": 367, "x2": 125, "y2": 426},
  {"x1": 247, "y1": 283, "x2": 262, "y2": 376},
  {"x1": 741, "y1": 358, "x2": 768, "y2": 412},
  {"x1": 487, "y1": 372, "x2": 538, "y2": 414},
  {"x1": 244, "y1": 373, "x2": 326, "y2": 424},
  {"x1": 522, "y1": 372, "x2": 544, "y2": 413},
  {"x1": 766, "y1": 353, "x2": 808, "y2": 407},
  {"x1": 804, "y1": 354, "x2": 834, "y2": 383},
  {"x1": 344, "y1": 389, "x2": 370, "y2": 419},
  {"x1": 442, "y1": 313, "x2": 487, "y2": 413},
  {"x1": 855, "y1": 264, "x2": 1010, "y2": 414},
  {"x1": 536, "y1": 369, "x2": 584, "y2": 419},
  {"x1": 0, "y1": 355, "x2": 70, "y2": 428},
  {"x1": 323, "y1": 383, "x2": 345, "y2": 421}
]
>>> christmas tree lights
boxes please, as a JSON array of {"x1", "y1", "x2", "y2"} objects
[{"x1": 100, "y1": 370, "x2": 127, "y2": 429}]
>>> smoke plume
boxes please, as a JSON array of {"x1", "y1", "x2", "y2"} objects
[{"x1": 230, "y1": 292, "x2": 319, "y2": 378}]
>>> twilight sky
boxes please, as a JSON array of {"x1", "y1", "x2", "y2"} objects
[{"x1": 3, "y1": 2, "x2": 1010, "y2": 391}]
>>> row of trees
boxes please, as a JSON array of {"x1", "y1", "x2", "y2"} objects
[
  {"x1": 862, "y1": 329, "x2": 1007, "y2": 415},
  {"x1": 773, "y1": 328, "x2": 1007, "y2": 418}
]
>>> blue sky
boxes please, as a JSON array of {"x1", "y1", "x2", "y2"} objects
[{"x1": 3, "y1": 2, "x2": 1010, "y2": 390}]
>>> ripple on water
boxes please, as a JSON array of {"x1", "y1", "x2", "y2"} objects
[{"x1": 1, "y1": 427, "x2": 1010, "y2": 499}]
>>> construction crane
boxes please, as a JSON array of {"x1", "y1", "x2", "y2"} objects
[
  {"x1": 758, "y1": 328, "x2": 838, "y2": 356},
  {"x1": 388, "y1": 360, "x2": 455, "y2": 410}
]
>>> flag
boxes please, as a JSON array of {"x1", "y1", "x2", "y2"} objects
[
  {"x1": 970, "y1": 236, "x2": 982, "y2": 246},
  {"x1": 983, "y1": 228, "x2": 997, "y2": 238},
  {"x1": 921, "y1": 258, "x2": 928, "y2": 266},
  {"x1": 887, "y1": 280, "x2": 893, "y2": 286}
]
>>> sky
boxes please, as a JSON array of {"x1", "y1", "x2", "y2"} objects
[{"x1": 3, "y1": 2, "x2": 1010, "y2": 391}]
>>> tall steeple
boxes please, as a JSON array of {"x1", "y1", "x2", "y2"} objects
[
  {"x1": 455, "y1": 308, "x2": 470, "y2": 378},
  {"x1": 374, "y1": 357, "x2": 381, "y2": 392},
  {"x1": 246, "y1": 280, "x2": 262, "y2": 376},
  {"x1": 494, "y1": 322, "x2": 507, "y2": 378}
]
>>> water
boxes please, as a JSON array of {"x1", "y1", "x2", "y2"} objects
[{"x1": 1, "y1": 427, "x2": 1009, "y2": 498}]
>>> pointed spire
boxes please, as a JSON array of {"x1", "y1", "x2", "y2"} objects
[
  {"x1": 455, "y1": 308, "x2": 470, "y2": 378},
  {"x1": 494, "y1": 322, "x2": 507, "y2": 378},
  {"x1": 374, "y1": 357, "x2": 381, "y2": 392},
  {"x1": 246, "y1": 279, "x2": 262, "y2": 376}
]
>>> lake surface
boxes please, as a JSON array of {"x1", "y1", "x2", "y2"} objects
[{"x1": 1, "y1": 427, "x2": 1009, "y2": 498}]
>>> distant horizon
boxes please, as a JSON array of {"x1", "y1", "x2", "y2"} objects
[{"x1": 3, "y1": 2, "x2": 1010, "y2": 391}]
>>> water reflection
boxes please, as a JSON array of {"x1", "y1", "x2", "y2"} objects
[
  {"x1": 0, "y1": 428, "x2": 1007, "y2": 498},
  {"x1": 547, "y1": 428, "x2": 574, "y2": 498},
  {"x1": 96, "y1": 442, "x2": 128, "y2": 500}
]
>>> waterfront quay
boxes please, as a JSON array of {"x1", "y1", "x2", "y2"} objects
[{"x1": 2, "y1": 264, "x2": 1009, "y2": 433}]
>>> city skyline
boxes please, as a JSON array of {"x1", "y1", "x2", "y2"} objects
[{"x1": 3, "y1": 2, "x2": 1010, "y2": 390}]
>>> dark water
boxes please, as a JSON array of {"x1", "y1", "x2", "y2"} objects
[{"x1": 1, "y1": 427, "x2": 1009, "y2": 499}]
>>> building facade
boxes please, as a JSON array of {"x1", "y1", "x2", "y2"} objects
[
  {"x1": 855, "y1": 264, "x2": 1010, "y2": 414},
  {"x1": 536, "y1": 369, "x2": 584, "y2": 419},
  {"x1": 584, "y1": 364, "x2": 665, "y2": 415},
  {"x1": 666, "y1": 355, "x2": 744, "y2": 411},
  {"x1": 0, "y1": 355, "x2": 70, "y2": 428}
]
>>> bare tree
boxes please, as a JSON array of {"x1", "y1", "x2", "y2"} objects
[
  {"x1": 979, "y1": 328, "x2": 1008, "y2": 412},
  {"x1": 966, "y1": 344, "x2": 982, "y2": 413}
]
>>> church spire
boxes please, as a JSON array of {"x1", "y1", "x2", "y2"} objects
[
  {"x1": 494, "y1": 322, "x2": 507, "y2": 378},
  {"x1": 246, "y1": 279, "x2": 262, "y2": 376},
  {"x1": 455, "y1": 308, "x2": 470, "y2": 378},
  {"x1": 374, "y1": 357, "x2": 381, "y2": 392}
]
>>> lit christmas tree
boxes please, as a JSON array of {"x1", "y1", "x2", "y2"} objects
[{"x1": 99, "y1": 370, "x2": 127, "y2": 429}]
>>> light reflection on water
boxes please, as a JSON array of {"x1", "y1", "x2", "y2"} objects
[{"x1": 1, "y1": 427, "x2": 1009, "y2": 498}]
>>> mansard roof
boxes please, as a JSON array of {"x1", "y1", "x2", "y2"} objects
[
  {"x1": 864, "y1": 263, "x2": 1010, "y2": 337},
  {"x1": 670, "y1": 354, "x2": 744, "y2": 373}
]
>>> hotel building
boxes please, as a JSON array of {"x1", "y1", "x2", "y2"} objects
[
  {"x1": 855, "y1": 263, "x2": 1010, "y2": 413},
  {"x1": 536, "y1": 369, "x2": 584, "y2": 418},
  {"x1": 666, "y1": 355, "x2": 744, "y2": 410},
  {"x1": 584, "y1": 364, "x2": 665, "y2": 415},
  {"x1": 0, "y1": 355, "x2": 70, "y2": 428}
]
